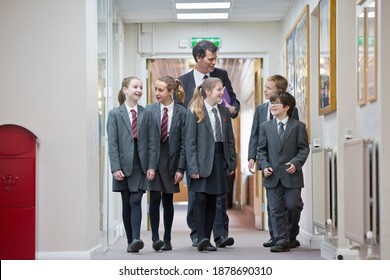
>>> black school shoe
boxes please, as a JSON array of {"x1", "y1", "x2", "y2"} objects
[
  {"x1": 215, "y1": 236, "x2": 234, "y2": 248},
  {"x1": 127, "y1": 239, "x2": 144, "y2": 253},
  {"x1": 270, "y1": 243, "x2": 290, "y2": 253},
  {"x1": 152, "y1": 240, "x2": 164, "y2": 251},
  {"x1": 161, "y1": 241, "x2": 172, "y2": 251},
  {"x1": 289, "y1": 240, "x2": 301, "y2": 249},
  {"x1": 263, "y1": 238, "x2": 275, "y2": 247}
]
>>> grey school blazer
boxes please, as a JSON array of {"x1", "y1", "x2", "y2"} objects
[
  {"x1": 146, "y1": 102, "x2": 187, "y2": 176},
  {"x1": 107, "y1": 104, "x2": 157, "y2": 181},
  {"x1": 257, "y1": 118, "x2": 309, "y2": 189},
  {"x1": 248, "y1": 102, "x2": 299, "y2": 162},
  {"x1": 185, "y1": 104, "x2": 236, "y2": 178}
]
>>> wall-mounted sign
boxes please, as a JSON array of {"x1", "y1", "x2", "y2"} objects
[{"x1": 191, "y1": 37, "x2": 221, "y2": 47}]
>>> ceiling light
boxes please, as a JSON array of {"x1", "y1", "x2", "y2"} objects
[
  {"x1": 177, "y1": 13, "x2": 229, "y2": 20},
  {"x1": 176, "y1": 2, "x2": 231, "y2": 10}
]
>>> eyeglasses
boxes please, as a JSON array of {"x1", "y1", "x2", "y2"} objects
[{"x1": 270, "y1": 102, "x2": 283, "y2": 106}]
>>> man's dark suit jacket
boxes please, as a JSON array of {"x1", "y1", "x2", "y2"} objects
[{"x1": 177, "y1": 68, "x2": 240, "y2": 118}]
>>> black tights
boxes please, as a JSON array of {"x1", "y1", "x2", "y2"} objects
[
  {"x1": 120, "y1": 190, "x2": 143, "y2": 243},
  {"x1": 149, "y1": 191, "x2": 174, "y2": 242}
]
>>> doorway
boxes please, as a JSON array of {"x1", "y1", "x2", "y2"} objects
[{"x1": 146, "y1": 57, "x2": 264, "y2": 229}]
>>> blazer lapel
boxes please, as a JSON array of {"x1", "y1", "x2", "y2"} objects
[
  {"x1": 203, "y1": 106, "x2": 214, "y2": 138},
  {"x1": 136, "y1": 105, "x2": 144, "y2": 133},
  {"x1": 170, "y1": 103, "x2": 179, "y2": 136},
  {"x1": 281, "y1": 119, "x2": 293, "y2": 144},
  {"x1": 152, "y1": 103, "x2": 161, "y2": 136},
  {"x1": 218, "y1": 106, "x2": 227, "y2": 141},
  {"x1": 119, "y1": 104, "x2": 132, "y2": 135}
]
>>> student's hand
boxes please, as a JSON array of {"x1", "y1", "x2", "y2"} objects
[
  {"x1": 225, "y1": 103, "x2": 236, "y2": 115},
  {"x1": 264, "y1": 167, "x2": 273, "y2": 177},
  {"x1": 147, "y1": 169, "x2": 155, "y2": 181},
  {"x1": 285, "y1": 162, "x2": 296, "y2": 174},
  {"x1": 113, "y1": 170, "x2": 125, "y2": 181},
  {"x1": 248, "y1": 159, "x2": 255, "y2": 174},
  {"x1": 190, "y1": 173, "x2": 200, "y2": 179},
  {"x1": 173, "y1": 172, "x2": 184, "y2": 184}
]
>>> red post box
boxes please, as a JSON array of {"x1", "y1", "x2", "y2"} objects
[{"x1": 0, "y1": 124, "x2": 37, "y2": 259}]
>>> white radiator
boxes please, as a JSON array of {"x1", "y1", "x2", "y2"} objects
[
  {"x1": 312, "y1": 147, "x2": 336, "y2": 230},
  {"x1": 344, "y1": 138, "x2": 378, "y2": 244}
]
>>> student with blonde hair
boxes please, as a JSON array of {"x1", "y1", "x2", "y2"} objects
[{"x1": 185, "y1": 77, "x2": 236, "y2": 252}]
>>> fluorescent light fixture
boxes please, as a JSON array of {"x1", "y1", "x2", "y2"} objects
[
  {"x1": 176, "y1": 2, "x2": 231, "y2": 9},
  {"x1": 177, "y1": 13, "x2": 229, "y2": 19}
]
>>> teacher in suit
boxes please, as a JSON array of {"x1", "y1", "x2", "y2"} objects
[
  {"x1": 177, "y1": 40, "x2": 240, "y2": 248},
  {"x1": 257, "y1": 91, "x2": 309, "y2": 253}
]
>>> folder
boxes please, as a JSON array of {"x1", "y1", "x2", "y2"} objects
[{"x1": 219, "y1": 86, "x2": 231, "y2": 106}]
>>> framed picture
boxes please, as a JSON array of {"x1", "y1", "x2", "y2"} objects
[
  {"x1": 357, "y1": 6, "x2": 366, "y2": 106},
  {"x1": 356, "y1": 0, "x2": 377, "y2": 105},
  {"x1": 366, "y1": 0, "x2": 377, "y2": 102},
  {"x1": 318, "y1": 0, "x2": 336, "y2": 115},
  {"x1": 285, "y1": 5, "x2": 310, "y2": 134}
]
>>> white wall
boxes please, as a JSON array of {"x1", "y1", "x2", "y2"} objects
[
  {"x1": 0, "y1": 0, "x2": 100, "y2": 259},
  {"x1": 378, "y1": 0, "x2": 390, "y2": 259}
]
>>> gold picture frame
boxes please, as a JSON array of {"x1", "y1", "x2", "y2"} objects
[
  {"x1": 285, "y1": 5, "x2": 310, "y2": 137},
  {"x1": 318, "y1": 0, "x2": 336, "y2": 115}
]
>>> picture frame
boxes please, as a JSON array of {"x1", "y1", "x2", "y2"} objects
[
  {"x1": 356, "y1": 5, "x2": 367, "y2": 106},
  {"x1": 366, "y1": 0, "x2": 377, "y2": 102},
  {"x1": 285, "y1": 5, "x2": 310, "y2": 135},
  {"x1": 356, "y1": 0, "x2": 377, "y2": 105},
  {"x1": 318, "y1": 0, "x2": 336, "y2": 115}
]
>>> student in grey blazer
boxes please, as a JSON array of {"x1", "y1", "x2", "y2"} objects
[
  {"x1": 257, "y1": 91, "x2": 309, "y2": 253},
  {"x1": 248, "y1": 75, "x2": 299, "y2": 248},
  {"x1": 185, "y1": 77, "x2": 236, "y2": 252},
  {"x1": 178, "y1": 40, "x2": 239, "y2": 248},
  {"x1": 146, "y1": 76, "x2": 187, "y2": 252},
  {"x1": 107, "y1": 77, "x2": 157, "y2": 253}
]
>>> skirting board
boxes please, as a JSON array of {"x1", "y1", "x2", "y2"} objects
[
  {"x1": 37, "y1": 244, "x2": 102, "y2": 260},
  {"x1": 298, "y1": 229, "x2": 324, "y2": 249},
  {"x1": 321, "y1": 241, "x2": 360, "y2": 260}
]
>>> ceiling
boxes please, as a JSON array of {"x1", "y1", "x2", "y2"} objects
[{"x1": 115, "y1": 0, "x2": 294, "y2": 23}]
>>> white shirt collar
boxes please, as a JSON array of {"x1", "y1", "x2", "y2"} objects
[
  {"x1": 277, "y1": 116, "x2": 289, "y2": 125},
  {"x1": 160, "y1": 102, "x2": 173, "y2": 113},
  {"x1": 194, "y1": 69, "x2": 209, "y2": 86},
  {"x1": 125, "y1": 103, "x2": 137, "y2": 114},
  {"x1": 204, "y1": 100, "x2": 218, "y2": 113}
]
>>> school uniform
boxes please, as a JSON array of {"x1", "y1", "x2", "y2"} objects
[
  {"x1": 178, "y1": 68, "x2": 239, "y2": 245},
  {"x1": 146, "y1": 102, "x2": 187, "y2": 247},
  {"x1": 248, "y1": 102, "x2": 299, "y2": 243},
  {"x1": 185, "y1": 102, "x2": 236, "y2": 249},
  {"x1": 257, "y1": 117, "x2": 309, "y2": 249},
  {"x1": 107, "y1": 103, "x2": 157, "y2": 249}
]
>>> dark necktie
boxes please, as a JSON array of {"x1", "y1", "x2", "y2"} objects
[
  {"x1": 161, "y1": 107, "x2": 168, "y2": 143},
  {"x1": 212, "y1": 108, "x2": 223, "y2": 142},
  {"x1": 131, "y1": 109, "x2": 137, "y2": 139},
  {"x1": 278, "y1": 122, "x2": 284, "y2": 141},
  {"x1": 203, "y1": 74, "x2": 208, "y2": 81}
]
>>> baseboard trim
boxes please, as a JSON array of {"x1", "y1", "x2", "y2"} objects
[{"x1": 37, "y1": 244, "x2": 102, "y2": 260}]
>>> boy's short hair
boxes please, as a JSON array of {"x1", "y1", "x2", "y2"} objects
[
  {"x1": 267, "y1": 74, "x2": 288, "y2": 92},
  {"x1": 270, "y1": 91, "x2": 296, "y2": 117}
]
